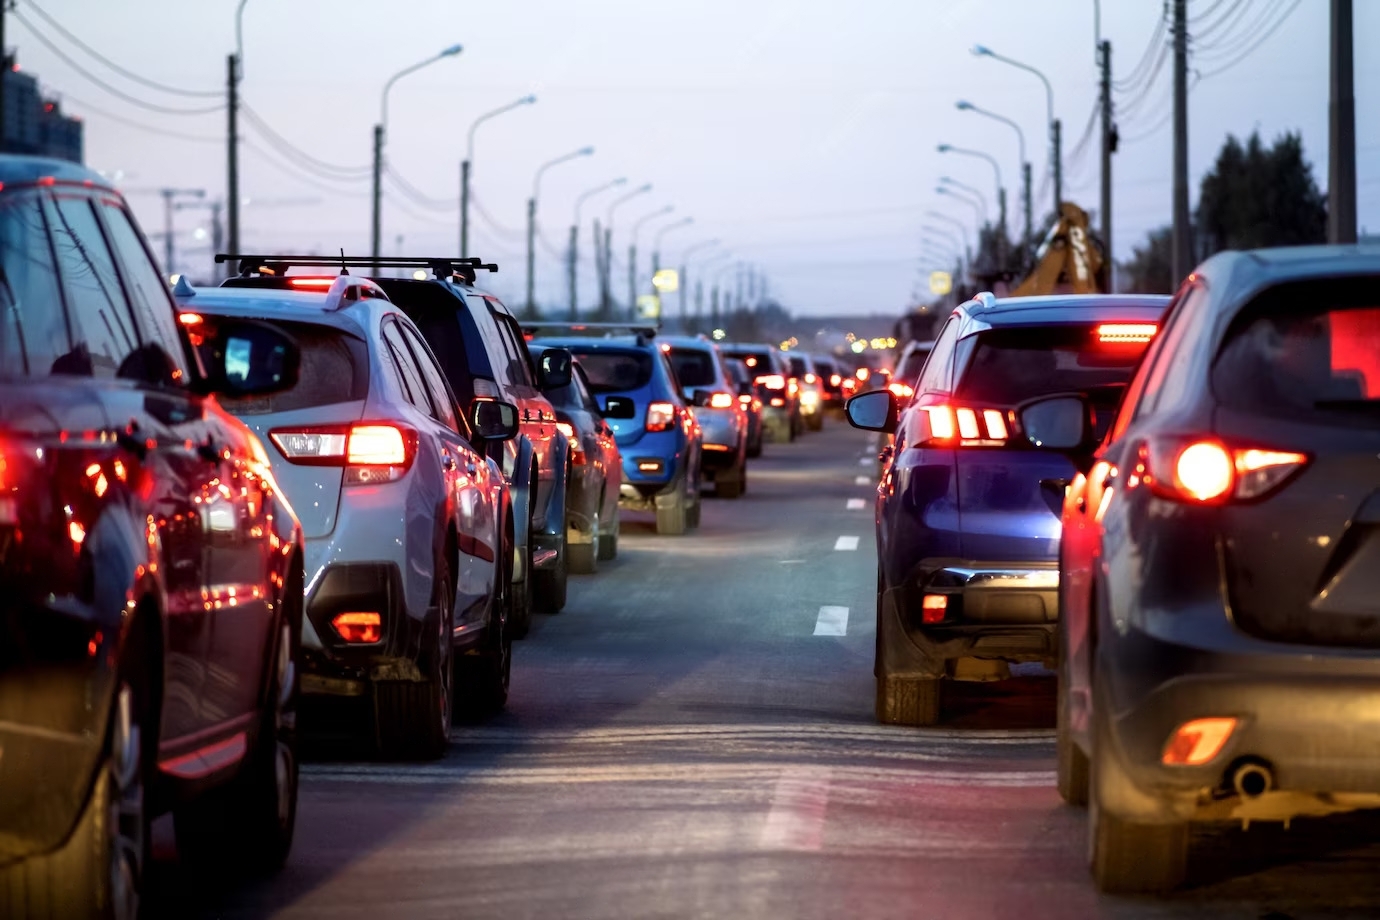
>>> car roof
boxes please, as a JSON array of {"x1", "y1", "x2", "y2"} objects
[
  {"x1": 0, "y1": 154, "x2": 114, "y2": 189},
  {"x1": 176, "y1": 286, "x2": 371, "y2": 339},
  {"x1": 959, "y1": 293, "x2": 1171, "y2": 331},
  {"x1": 532, "y1": 335, "x2": 654, "y2": 353},
  {"x1": 657, "y1": 335, "x2": 717, "y2": 350}
]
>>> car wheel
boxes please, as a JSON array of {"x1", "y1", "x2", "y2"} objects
[
  {"x1": 598, "y1": 507, "x2": 619, "y2": 561},
  {"x1": 2, "y1": 675, "x2": 148, "y2": 920},
  {"x1": 655, "y1": 486, "x2": 688, "y2": 535},
  {"x1": 532, "y1": 525, "x2": 569, "y2": 613},
  {"x1": 874, "y1": 672, "x2": 940, "y2": 726},
  {"x1": 747, "y1": 436, "x2": 762, "y2": 459},
  {"x1": 176, "y1": 582, "x2": 302, "y2": 867},
  {"x1": 714, "y1": 462, "x2": 745, "y2": 499},
  {"x1": 807, "y1": 413, "x2": 823, "y2": 432},
  {"x1": 568, "y1": 507, "x2": 599, "y2": 575},
  {"x1": 373, "y1": 559, "x2": 453, "y2": 760},
  {"x1": 511, "y1": 539, "x2": 533, "y2": 639},
  {"x1": 457, "y1": 545, "x2": 512, "y2": 719},
  {"x1": 1057, "y1": 679, "x2": 1090, "y2": 806}
]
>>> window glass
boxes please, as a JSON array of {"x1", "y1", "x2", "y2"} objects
[
  {"x1": 565, "y1": 347, "x2": 654, "y2": 393},
  {"x1": 916, "y1": 318, "x2": 959, "y2": 395},
  {"x1": 382, "y1": 321, "x2": 433, "y2": 416},
  {"x1": 668, "y1": 347, "x2": 718, "y2": 388},
  {"x1": 1134, "y1": 285, "x2": 1208, "y2": 420},
  {"x1": 573, "y1": 364, "x2": 602, "y2": 414},
  {"x1": 99, "y1": 202, "x2": 188, "y2": 379},
  {"x1": 0, "y1": 191, "x2": 69, "y2": 376},
  {"x1": 400, "y1": 321, "x2": 461, "y2": 433},
  {"x1": 202, "y1": 319, "x2": 368, "y2": 415},
  {"x1": 467, "y1": 295, "x2": 514, "y2": 386},
  {"x1": 898, "y1": 344, "x2": 933, "y2": 383},
  {"x1": 48, "y1": 195, "x2": 140, "y2": 378},
  {"x1": 489, "y1": 308, "x2": 533, "y2": 387}
]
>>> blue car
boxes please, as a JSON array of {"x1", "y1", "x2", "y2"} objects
[
  {"x1": 527, "y1": 325, "x2": 703, "y2": 536},
  {"x1": 846, "y1": 293, "x2": 1170, "y2": 725}
]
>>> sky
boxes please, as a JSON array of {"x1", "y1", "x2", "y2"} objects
[{"x1": 14, "y1": 0, "x2": 1378, "y2": 317}]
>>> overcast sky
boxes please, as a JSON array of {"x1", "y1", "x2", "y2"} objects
[{"x1": 16, "y1": 0, "x2": 1378, "y2": 316}]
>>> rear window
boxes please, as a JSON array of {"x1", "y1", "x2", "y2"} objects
[
  {"x1": 201, "y1": 320, "x2": 369, "y2": 414},
  {"x1": 788, "y1": 356, "x2": 809, "y2": 376},
  {"x1": 954, "y1": 324, "x2": 1151, "y2": 406},
  {"x1": 1212, "y1": 277, "x2": 1380, "y2": 422},
  {"x1": 898, "y1": 345, "x2": 933, "y2": 383},
  {"x1": 566, "y1": 347, "x2": 653, "y2": 394},
  {"x1": 724, "y1": 350, "x2": 773, "y2": 374},
  {"x1": 668, "y1": 347, "x2": 717, "y2": 387}
]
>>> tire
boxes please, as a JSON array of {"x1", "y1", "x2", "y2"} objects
[
  {"x1": 686, "y1": 493, "x2": 702, "y2": 529},
  {"x1": 568, "y1": 506, "x2": 599, "y2": 575},
  {"x1": 532, "y1": 524, "x2": 568, "y2": 614},
  {"x1": 372, "y1": 561, "x2": 453, "y2": 760},
  {"x1": 511, "y1": 540, "x2": 533, "y2": 639},
  {"x1": 457, "y1": 541, "x2": 512, "y2": 719},
  {"x1": 598, "y1": 507, "x2": 619, "y2": 561},
  {"x1": 1057, "y1": 676, "x2": 1090, "y2": 807},
  {"x1": 656, "y1": 487, "x2": 688, "y2": 535},
  {"x1": 1, "y1": 679, "x2": 148, "y2": 920},
  {"x1": 807, "y1": 413, "x2": 823, "y2": 432},
  {"x1": 874, "y1": 672, "x2": 941, "y2": 726},
  {"x1": 176, "y1": 586, "x2": 301, "y2": 870},
  {"x1": 747, "y1": 436, "x2": 762, "y2": 459},
  {"x1": 714, "y1": 462, "x2": 745, "y2": 499}
]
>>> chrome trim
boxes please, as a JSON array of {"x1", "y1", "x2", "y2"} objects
[{"x1": 935, "y1": 566, "x2": 1059, "y2": 590}]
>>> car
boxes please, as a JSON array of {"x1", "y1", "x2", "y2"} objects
[
  {"x1": 889, "y1": 339, "x2": 935, "y2": 402},
  {"x1": 0, "y1": 156, "x2": 305, "y2": 916},
  {"x1": 811, "y1": 353, "x2": 846, "y2": 415},
  {"x1": 1050, "y1": 246, "x2": 1380, "y2": 893},
  {"x1": 661, "y1": 335, "x2": 749, "y2": 499},
  {"x1": 528, "y1": 324, "x2": 704, "y2": 536},
  {"x1": 845, "y1": 292, "x2": 1170, "y2": 728},
  {"x1": 345, "y1": 259, "x2": 574, "y2": 637},
  {"x1": 724, "y1": 356, "x2": 765, "y2": 458},
  {"x1": 179, "y1": 271, "x2": 520, "y2": 758},
  {"x1": 786, "y1": 352, "x2": 825, "y2": 431},
  {"x1": 721, "y1": 343, "x2": 793, "y2": 443},
  {"x1": 529, "y1": 347, "x2": 623, "y2": 572}
]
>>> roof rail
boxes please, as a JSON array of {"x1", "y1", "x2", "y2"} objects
[
  {"x1": 214, "y1": 253, "x2": 499, "y2": 281},
  {"x1": 972, "y1": 291, "x2": 999, "y2": 310},
  {"x1": 321, "y1": 275, "x2": 389, "y2": 311}
]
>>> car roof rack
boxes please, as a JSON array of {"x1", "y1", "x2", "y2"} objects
[
  {"x1": 523, "y1": 322, "x2": 658, "y2": 340},
  {"x1": 214, "y1": 253, "x2": 499, "y2": 283}
]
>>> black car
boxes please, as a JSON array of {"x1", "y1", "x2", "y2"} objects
[
  {"x1": 0, "y1": 157, "x2": 305, "y2": 917},
  {"x1": 1050, "y1": 246, "x2": 1380, "y2": 893}
]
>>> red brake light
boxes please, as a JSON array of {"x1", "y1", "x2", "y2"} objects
[
  {"x1": 178, "y1": 312, "x2": 203, "y2": 326},
  {"x1": 646, "y1": 402, "x2": 677, "y2": 432},
  {"x1": 289, "y1": 277, "x2": 336, "y2": 289},
  {"x1": 555, "y1": 422, "x2": 576, "y2": 440},
  {"x1": 1162, "y1": 717, "x2": 1237, "y2": 766},
  {"x1": 1096, "y1": 323, "x2": 1157, "y2": 344},
  {"x1": 738, "y1": 394, "x2": 752, "y2": 406},
  {"x1": 347, "y1": 425, "x2": 407, "y2": 465},
  {"x1": 756, "y1": 374, "x2": 785, "y2": 390},
  {"x1": 332, "y1": 611, "x2": 381, "y2": 644},
  {"x1": 917, "y1": 401, "x2": 1010, "y2": 447},
  {"x1": 269, "y1": 423, "x2": 417, "y2": 484},
  {"x1": 1138, "y1": 438, "x2": 1309, "y2": 504},
  {"x1": 804, "y1": 373, "x2": 817, "y2": 384},
  {"x1": 888, "y1": 382, "x2": 914, "y2": 400},
  {"x1": 1174, "y1": 441, "x2": 1234, "y2": 502},
  {"x1": 709, "y1": 392, "x2": 735, "y2": 409},
  {"x1": 830, "y1": 374, "x2": 842, "y2": 387}
]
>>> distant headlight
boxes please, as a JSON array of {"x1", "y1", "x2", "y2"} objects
[{"x1": 800, "y1": 390, "x2": 820, "y2": 406}]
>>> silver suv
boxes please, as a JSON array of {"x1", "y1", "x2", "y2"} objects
[{"x1": 662, "y1": 335, "x2": 749, "y2": 499}]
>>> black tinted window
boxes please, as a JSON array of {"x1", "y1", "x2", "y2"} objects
[
  {"x1": 204, "y1": 319, "x2": 369, "y2": 414},
  {"x1": 899, "y1": 345, "x2": 932, "y2": 382},
  {"x1": 668, "y1": 347, "x2": 717, "y2": 387},
  {"x1": 723, "y1": 350, "x2": 773, "y2": 375},
  {"x1": 954, "y1": 325, "x2": 1151, "y2": 406},
  {"x1": 100, "y1": 203, "x2": 187, "y2": 379},
  {"x1": 401, "y1": 322, "x2": 460, "y2": 433},
  {"x1": 0, "y1": 191, "x2": 69, "y2": 376},
  {"x1": 566, "y1": 348, "x2": 654, "y2": 393},
  {"x1": 383, "y1": 321, "x2": 433, "y2": 415},
  {"x1": 48, "y1": 196, "x2": 139, "y2": 378}
]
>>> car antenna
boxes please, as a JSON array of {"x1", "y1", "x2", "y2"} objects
[{"x1": 338, "y1": 248, "x2": 349, "y2": 276}]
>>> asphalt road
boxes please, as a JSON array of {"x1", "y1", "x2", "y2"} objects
[{"x1": 149, "y1": 420, "x2": 1380, "y2": 920}]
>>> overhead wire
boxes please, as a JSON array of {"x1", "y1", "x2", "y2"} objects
[
  {"x1": 51, "y1": 91, "x2": 221, "y2": 143},
  {"x1": 1197, "y1": 0, "x2": 1302, "y2": 77},
  {"x1": 468, "y1": 189, "x2": 527, "y2": 242},
  {"x1": 1195, "y1": 0, "x2": 1286, "y2": 58},
  {"x1": 1112, "y1": 8, "x2": 1168, "y2": 92},
  {"x1": 239, "y1": 104, "x2": 372, "y2": 178},
  {"x1": 241, "y1": 139, "x2": 370, "y2": 199}
]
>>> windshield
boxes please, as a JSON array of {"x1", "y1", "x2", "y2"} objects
[{"x1": 668, "y1": 347, "x2": 717, "y2": 388}]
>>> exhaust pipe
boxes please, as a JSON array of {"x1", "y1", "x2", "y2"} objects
[{"x1": 1231, "y1": 761, "x2": 1274, "y2": 798}]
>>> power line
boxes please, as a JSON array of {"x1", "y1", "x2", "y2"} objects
[
  {"x1": 383, "y1": 166, "x2": 456, "y2": 211},
  {"x1": 241, "y1": 139, "x2": 371, "y2": 199},
  {"x1": 1193, "y1": 0, "x2": 1255, "y2": 41},
  {"x1": 17, "y1": 0, "x2": 221, "y2": 98},
  {"x1": 1113, "y1": 9, "x2": 1168, "y2": 92},
  {"x1": 12, "y1": 11, "x2": 225, "y2": 116},
  {"x1": 1188, "y1": 0, "x2": 1233, "y2": 24},
  {"x1": 1198, "y1": 0, "x2": 1300, "y2": 79},
  {"x1": 1195, "y1": 0, "x2": 1299, "y2": 68},
  {"x1": 468, "y1": 189, "x2": 526, "y2": 241},
  {"x1": 239, "y1": 104, "x2": 372, "y2": 178},
  {"x1": 50, "y1": 90, "x2": 221, "y2": 143}
]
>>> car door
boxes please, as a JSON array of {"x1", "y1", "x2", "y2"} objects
[
  {"x1": 489, "y1": 305, "x2": 558, "y2": 515},
  {"x1": 47, "y1": 190, "x2": 224, "y2": 744},
  {"x1": 395, "y1": 318, "x2": 499, "y2": 627}
]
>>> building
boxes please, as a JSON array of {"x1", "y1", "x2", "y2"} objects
[{"x1": 2, "y1": 64, "x2": 84, "y2": 163}]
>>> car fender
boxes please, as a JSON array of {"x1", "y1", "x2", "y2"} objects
[
  {"x1": 509, "y1": 434, "x2": 536, "y2": 584},
  {"x1": 535, "y1": 432, "x2": 571, "y2": 544}
]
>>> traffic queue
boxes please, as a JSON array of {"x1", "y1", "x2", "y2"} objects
[
  {"x1": 848, "y1": 245, "x2": 1380, "y2": 895},
  {"x1": 0, "y1": 154, "x2": 846, "y2": 918}
]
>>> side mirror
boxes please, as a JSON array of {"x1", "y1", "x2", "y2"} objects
[
  {"x1": 538, "y1": 348, "x2": 574, "y2": 390},
  {"x1": 601, "y1": 395, "x2": 637, "y2": 419},
  {"x1": 193, "y1": 318, "x2": 301, "y2": 398},
  {"x1": 846, "y1": 390, "x2": 897, "y2": 433},
  {"x1": 1019, "y1": 395, "x2": 1091, "y2": 449},
  {"x1": 469, "y1": 399, "x2": 520, "y2": 442}
]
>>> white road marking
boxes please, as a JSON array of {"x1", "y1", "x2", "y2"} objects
[
  {"x1": 444, "y1": 723, "x2": 1056, "y2": 745},
  {"x1": 833, "y1": 535, "x2": 860, "y2": 551},
  {"x1": 759, "y1": 767, "x2": 833, "y2": 851},
  {"x1": 858, "y1": 457, "x2": 872, "y2": 466},
  {"x1": 779, "y1": 559, "x2": 806, "y2": 565},
  {"x1": 846, "y1": 498, "x2": 866, "y2": 510},
  {"x1": 813, "y1": 606, "x2": 849, "y2": 636},
  {"x1": 855, "y1": 475, "x2": 871, "y2": 486}
]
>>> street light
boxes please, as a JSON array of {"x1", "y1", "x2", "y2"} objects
[
  {"x1": 937, "y1": 188, "x2": 985, "y2": 232},
  {"x1": 527, "y1": 146, "x2": 595, "y2": 318},
  {"x1": 971, "y1": 45, "x2": 1060, "y2": 214},
  {"x1": 653, "y1": 216, "x2": 694, "y2": 275},
  {"x1": 226, "y1": 0, "x2": 251, "y2": 270},
  {"x1": 937, "y1": 144, "x2": 1008, "y2": 266},
  {"x1": 940, "y1": 176, "x2": 990, "y2": 216},
  {"x1": 461, "y1": 94, "x2": 536, "y2": 258},
  {"x1": 600, "y1": 183, "x2": 652, "y2": 318},
  {"x1": 371, "y1": 44, "x2": 464, "y2": 270},
  {"x1": 956, "y1": 99, "x2": 1032, "y2": 245},
  {"x1": 568, "y1": 177, "x2": 626, "y2": 319},
  {"x1": 629, "y1": 205, "x2": 675, "y2": 318}
]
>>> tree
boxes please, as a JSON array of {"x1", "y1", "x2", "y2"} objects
[
  {"x1": 1120, "y1": 225, "x2": 1173, "y2": 293},
  {"x1": 1195, "y1": 131, "x2": 1327, "y2": 256}
]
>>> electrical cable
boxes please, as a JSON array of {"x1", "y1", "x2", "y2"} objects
[
  {"x1": 383, "y1": 166, "x2": 456, "y2": 211},
  {"x1": 1195, "y1": 0, "x2": 1299, "y2": 69},
  {"x1": 241, "y1": 139, "x2": 371, "y2": 199},
  {"x1": 1197, "y1": 1, "x2": 1299, "y2": 79},
  {"x1": 239, "y1": 104, "x2": 372, "y2": 178},
  {"x1": 1113, "y1": 9, "x2": 1168, "y2": 92},
  {"x1": 468, "y1": 189, "x2": 527, "y2": 241},
  {"x1": 1193, "y1": 0, "x2": 1255, "y2": 41},
  {"x1": 51, "y1": 91, "x2": 221, "y2": 143},
  {"x1": 18, "y1": 0, "x2": 222, "y2": 97}
]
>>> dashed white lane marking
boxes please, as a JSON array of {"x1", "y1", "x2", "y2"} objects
[
  {"x1": 833, "y1": 535, "x2": 860, "y2": 551},
  {"x1": 813, "y1": 606, "x2": 849, "y2": 636},
  {"x1": 855, "y1": 475, "x2": 871, "y2": 486},
  {"x1": 858, "y1": 457, "x2": 872, "y2": 466},
  {"x1": 846, "y1": 498, "x2": 866, "y2": 510},
  {"x1": 759, "y1": 767, "x2": 833, "y2": 852},
  {"x1": 779, "y1": 559, "x2": 806, "y2": 565}
]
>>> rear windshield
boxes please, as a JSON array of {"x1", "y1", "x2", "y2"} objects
[
  {"x1": 206, "y1": 320, "x2": 368, "y2": 414},
  {"x1": 898, "y1": 345, "x2": 933, "y2": 383},
  {"x1": 1213, "y1": 277, "x2": 1380, "y2": 423},
  {"x1": 788, "y1": 356, "x2": 809, "y2": 377},
  {"x1": 954, "y1": 325, "x2": 1150, "y2": 406},
  {"x1": 668, "y1": 347, "x2": 717, "y2": 388},
  {"x1": 723, "y1": 350, "x2": 773, "y2": 375},
  {"x1": 565, "y1": 347, "x2": 653, "y2": 394}
]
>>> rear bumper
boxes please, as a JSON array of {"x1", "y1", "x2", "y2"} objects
[
  {"x1": 1096, "y1": 615, "x2": 1380, "y2": 822},
  {"x1": 301, "y1": 561, "x2": 428, "y2": 695}
]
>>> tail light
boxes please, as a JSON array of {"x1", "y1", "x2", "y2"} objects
[
  {"x1": 888, "y1": 382, "x2": 914, "y2": 400},
  {"x1": 269, "y1": 423, "x2": 417, "y2": 485},
  {"x1": 555, "y1": 421, "x2": 575, "y2": 440},
  {"x1": 914, "y1": 399, "x2": 1010, "y2": 447},
  {"x1": 646, "y1": 402, "x2": 678, "y2": 432},
  {"x1": 708, "y1": 392, "x2": 735, "y2": 409},
  {"x1": 788, "y1": 378, "x2": 800, "y2": 397},
  {"x1": 288, "y1": 277, "x2": 336, "y2": 289},
  {"x1": 555, "y1": 421, "x2": 587, "y2": 465},
  {"x1": 738, "y1": 394, "x2": 753, "y2": 406},
  {"x1": 804, "y1": 373, "x2": 817, "y2": 384},
  {"x1": 332, "y1": 611, "x2": 382, "y2": 644},
  {"x1": 830, "y1": 374, "x2": 842, "y2": 387},
  {"x1": 756, "y1": 374, "x2": 785, "y2": 390},
  {"x1": 1133, "y1": 438, "x2": 1310, "y2": 504},
  {"x1": 1162, "y1": 717, "x2": 1237, "y2": 766},
  {"x1": 1096, "y1": 323, "x2": 1157, "y2": 344}
]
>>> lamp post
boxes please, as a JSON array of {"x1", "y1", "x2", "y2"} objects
[
  {"x1": 461, "y1": 94, "x2": 536, "y2": 258},
  {"x1": 691, "y1": 249, "x2": 730, "y2": 331},
  {"x1": 937, "y1": 181, "x2": 988, "y2": 225},
  {"x1": 569, "y1": 177, "x2": 626, "y2": 319},
  {"x1": 652, "y1": 217, "x2": 694, "y2": 284},
  {"x1": 601, "y1": 183, "x2": 652, "y2": 318},
  {"x1": 938, "y1": 144, "x2": 1007, "y2": 268},
  {"x1": 677, "y1": 238, "x2": 721, "y2": 329},
  {"x1": 971, "y1": 45, "x2": 1059, "y2": 216},
  {"x1": 956, "y1": 99, "x2": 1031, "y2": 246},
  {"x1": 526, "y1": 146, "x2": 594, "y2": 319},
  {"x1": 629, "y1": 205, "x2": 675, "y2": 320},
  {"x1": 372, "y1": 44, "x2": 463, "y2": 271}
]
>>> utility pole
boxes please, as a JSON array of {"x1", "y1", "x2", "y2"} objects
[
  {"x1": 1052, "y1": 119, "x2": 1063, "y2": 215},
  {"x1": 629, "y1": 243, "x2": 638, "y2": 321},
  {"x1": 678, "y1": 263, "x2": 687, "y2": 326},
  {"x1": 226, "y1": 54, "x2": 240, "y2": 267},
  {"x1": 1171, "y1": 0, "x2": 1191, "y2": 283},
  {"x1": 2, "y1": 2, "x2": 8, "y2": 153},
  {"x1": 460, "y1": 159, "x2": 470, "y2": 257},
  {"x1": 370, "y1": 124, "x2": 384, "y2": 272},
  {"x1": 568, "y1": 222, "x2": 578, "y2": 320},
  {"x1": 1329, "y1": 0, "x2": 1356, "y2": 243},
  {"x1": 157, "y1": 188, "x2": 206, "y2": 276},
  {"x1": 601, "y1": 224, "x2": 613, "y2": 318},
  {"x1": 1099, "y1": 39, "x2": 1114, "y2": 290},
  {"x1": 693, "y1": 279, "x2": 703, "y2": 333},
  {"x1": 711, "y1": 285, "x2": 720, "y2": 330},
  {"x1": 525, "y1": 196, "x2": 537, "y2": 317},
  {"x1": 1022, "y1": 162, "x2": 1033, "y2": 261}
]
